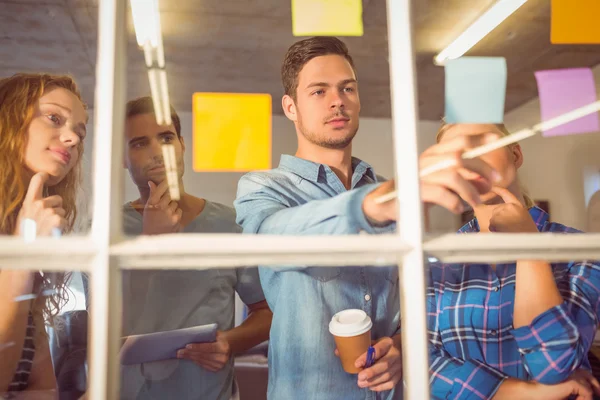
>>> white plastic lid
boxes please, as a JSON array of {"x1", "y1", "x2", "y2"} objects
[{"x1": 329, "y1": 309, "x2": 373, "y2": 337}]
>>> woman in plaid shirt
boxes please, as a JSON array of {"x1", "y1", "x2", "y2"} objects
[{"x1": 427, "y1": 123, "x2": 600, "y2": 400}]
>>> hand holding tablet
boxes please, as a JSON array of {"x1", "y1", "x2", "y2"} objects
[{"x1": 120, "y1": 323, "x2": 218, "y2": 365}]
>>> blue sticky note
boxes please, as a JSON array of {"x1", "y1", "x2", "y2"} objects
[{"x1": 445, "y1": 57, "x2": 507, "y2": 124}]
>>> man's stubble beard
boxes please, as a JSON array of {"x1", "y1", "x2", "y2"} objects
[{"x1": 297, "y1": 112, "x2": 359, "y2": 150}]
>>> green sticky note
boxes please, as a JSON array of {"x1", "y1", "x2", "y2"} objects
[{"x1": 445, "y1": 57, "x2": 507, "y2": 124}]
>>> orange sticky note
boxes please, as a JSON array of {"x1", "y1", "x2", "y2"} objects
[
  {"x1": 192, "y1": 93, "x2": 272, "y2": 172},
  {"x1": 551, "y1": 0, "x2": 600, "y2": 44},
  {"x1": 292, "y1": 0, "x2": 363, "y2": 37}
]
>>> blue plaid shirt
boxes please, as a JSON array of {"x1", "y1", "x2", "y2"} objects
[{"x1": 427, "y1": 207, "x2": 600, "y2": 399}]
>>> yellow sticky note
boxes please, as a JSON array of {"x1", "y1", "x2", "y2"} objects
[
  {"x1": 192, "y1": 93, "x2": 272, "y2": 172},
  {"x1": 292, "y1": 0, "x2": 363, "y2": 37},
  {"x1": 551, "y1": 0, "x2": 600, "y2": 44}
]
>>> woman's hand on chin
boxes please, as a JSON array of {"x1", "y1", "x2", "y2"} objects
[{"x1": 488, "y1": 186, "x2": 538, "y2": 233}]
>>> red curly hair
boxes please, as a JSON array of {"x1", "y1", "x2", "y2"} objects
[
  {"x1": 0, "y1": 73, "x2": 86, "y2": 235},
  {"x1": 0, "y1": 73, "x2": 87, "y2": 330}
]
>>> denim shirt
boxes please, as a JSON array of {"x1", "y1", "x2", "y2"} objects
[{"x1": 235, "y1": 155, "x2": 402, "y2": 400}]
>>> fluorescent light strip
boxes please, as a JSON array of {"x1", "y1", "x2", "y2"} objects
[
  {"x1": 130, "y1": 0, "x2": 170, "y2": 127},
  {"x1": 374, "y1": 129, "x2": 535, "y2": 204},
  {"x1": 22, "y1": 219, "x2": 37, "y2": 242},
  {"x1": 534, "y1": 101, "x2": 600, "y2": 133},
  {"x1": 461, "y1": 128, "x2": 535, "y2": 159},
  {"x1": 434, "y1": 0, "x2": 529, "y2": 65},
  {"x1": 147, "y1": 66, "x2": 171, "y2": 126},
  {"x1": 158, "y1": 69, "x2": 172, "y2": 126},
  {"x1": 167, "y1": 172, "x2": 180, "y2": 201},
  {"x1": 143, "y1": 43, "x2": 154, "y2": 68},
  {"x1": 147, "y1": 69, "x2": 164, "y2": 125},
  {"x1": 156, "y1": 25, "x2": 166, "y2": 69},
  {"x1": 162, "y1": 144, "x2": 180, "y2": 201},
  {"x1": 130, "y1": 0, "x2": 161, "y2": 48},
  {"x1": 143, "y1": 46, "x2": 171, "y2": 126},
  {"x1": 375, "y1": 101, "x2": 600, "y2": 204}
]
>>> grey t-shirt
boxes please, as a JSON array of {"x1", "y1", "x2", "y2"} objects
[{"x1": 120, "y1": 200, "x2": 265, "y2": 400}]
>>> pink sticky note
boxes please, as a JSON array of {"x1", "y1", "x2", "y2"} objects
[{"x1": 534, "y1": 68, "x2": 599, "y2": 137}]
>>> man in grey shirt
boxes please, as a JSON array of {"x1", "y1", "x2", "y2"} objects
[{"x1": 120, "y1": 96, "x2": 272, "y2": 400}]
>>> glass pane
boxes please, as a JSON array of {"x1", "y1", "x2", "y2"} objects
[
  {"x1": 0, "y1": 1, "x2": 95, "y2": 238},
  {"x1": 115, "y1": 1, "x2": 406, "y2": 399},
  {"x1": 119, "y1": 1, "x2": 397, "y2": 239},
  {"x1": 417, "y1": 1, "x2": 600, "y2": 398},
  {"x1": 0, "y1": 269, "x2": 89, "y2": 398},
  {"x1": 116, "y1": 1, "x2": 404, "y2": 399},
  {"x1": 120, "y1": 266, "x2": 269, "y2": 399},
  {"x1": 425, "y1": 252, "x2": 600, "y2": 398},
  {"x1": 415, "y1": 2, "x2": 600, "y2": 236},
  {"x1": 120, "y1": 264, "x2": 401, "y2": 399}
]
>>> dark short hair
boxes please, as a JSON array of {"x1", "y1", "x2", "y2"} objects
[
  {"x1": 125, "y1": 96, "x2": 181, "y2": 137},
  {"x1": 281, "y1": 36, "x2": 356, "y2": 101}
]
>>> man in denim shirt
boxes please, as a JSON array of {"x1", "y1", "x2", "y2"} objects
[{"x1": 234, "y1": 37, "x2": 501, "y2": 400}]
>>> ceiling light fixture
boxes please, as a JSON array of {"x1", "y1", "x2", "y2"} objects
[
  {"x1": 130, "y1": 0, "x2": 172, "y2": 126},
  {"x1": 434, "y1": 0, "x2": 529, "y2": 65},
  {"x1": 130, "y1": 0, "x2": 161, "y2": 48}
]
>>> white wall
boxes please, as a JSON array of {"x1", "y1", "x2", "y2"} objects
[{"x1": 503, "y1": 64, "x2": 600, "y2": 231}]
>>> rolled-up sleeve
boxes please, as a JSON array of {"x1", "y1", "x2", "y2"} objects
[
  {"x1": 510, "y1": 261, "x2": 600, "y2": 384},
  {"x1": 234, "y1": 172, "x2": 395, "y2": 235},
  {"x1": 235, "y1": 267, "x2": 266, "y2": 306}
]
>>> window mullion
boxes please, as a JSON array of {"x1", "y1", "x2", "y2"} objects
[
  {"x1": 387, "y1": 0, "x2": 430, "y2": 398},
  {"x1": 87, "y1": 0, "x2": 127, "y2": 398}
]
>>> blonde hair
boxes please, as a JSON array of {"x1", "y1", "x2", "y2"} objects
[
  {"x1": 0, "y1": 73, "x2": 86, "y2": 334},
  {"x1": 436, "y1": 123, "x2": 535, "y2": 209}
]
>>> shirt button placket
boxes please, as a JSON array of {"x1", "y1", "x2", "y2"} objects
[{"x1": 359, "y1": 268, "x2": 371, "y2": 313}]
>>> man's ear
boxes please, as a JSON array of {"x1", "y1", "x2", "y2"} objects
[
  {"x1": 282, "y1": 95, "x2": 298, "y2": 122},
  {"x1": 511, "y1": 144, "x2": 524, "y2": 169},
  {"x1": 179, "y1": 135, "x2": 185, "y2": 153}
]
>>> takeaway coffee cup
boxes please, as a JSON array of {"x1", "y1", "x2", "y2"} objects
[{"x1": 329, "y1": 309, "x2": 373, "y2": 374}]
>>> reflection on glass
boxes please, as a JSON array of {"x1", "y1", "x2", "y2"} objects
[
  {"x1": 0, "y1": 270, "x2": 88, "y2": 398},
  {"x1": 0, "y1": 74, "x2": 88, "y2": 239}
]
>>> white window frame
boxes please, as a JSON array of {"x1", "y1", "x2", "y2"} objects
[{"x1": 4, "y1": 0, "x2": 600, "y2": 399}]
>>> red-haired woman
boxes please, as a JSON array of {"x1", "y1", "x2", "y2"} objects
[{"x1": 0, "y1": 73, "x2": 87, "y2": 397}]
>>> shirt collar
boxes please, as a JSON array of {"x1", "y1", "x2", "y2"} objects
[
  {"x1": 458, "y1": 205, "x2": 549, "y2": 233},
  {"x1": 278, "y1": 154, "x2": 377, "y2": 184}
]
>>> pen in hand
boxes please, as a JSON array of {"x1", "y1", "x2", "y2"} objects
[{"x1": 365, "y1": 346, "x2": 375, "y2": 368}]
